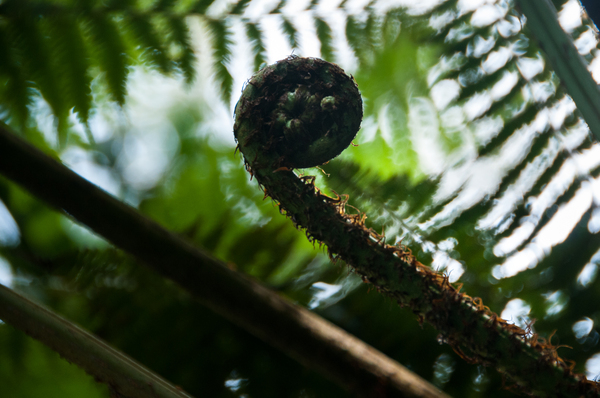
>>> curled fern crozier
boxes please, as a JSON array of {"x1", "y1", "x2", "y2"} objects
[
  {"x1": 234, "y1": 56, "x2": 363, "y2": 169},
  {"x1": 233, "y1": 57, "x2": 600, "y2": 397}
]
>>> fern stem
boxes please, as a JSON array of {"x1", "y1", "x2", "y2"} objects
[
  {"x1": 0, "y1": 124, "x2": 447, "y2": 398},
  {"x1": 0, "y1": 283, "x2": 195, "y2": 398},
  {"x1": 234, "y1": 56, "x2": 600, "y2": 397}
]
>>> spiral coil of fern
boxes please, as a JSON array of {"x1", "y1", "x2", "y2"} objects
[
  {"x1": 234, "y1": 56, "x2": 362, "y2": 171},
  {"x1": 234, "y1": 57, "x2": 600, "y2": 397}
]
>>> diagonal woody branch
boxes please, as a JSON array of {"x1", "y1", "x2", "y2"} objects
[{"x1": 0, "y1": 124, "x2": 447, "y2": 398}]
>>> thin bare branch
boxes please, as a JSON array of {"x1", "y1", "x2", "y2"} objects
[{"x1": 0, "y1": 283, "x2": 195, "y2": 398}]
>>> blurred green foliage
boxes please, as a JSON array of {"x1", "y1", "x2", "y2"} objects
[
  {"x1": 1, "y1": 0, "x2": 600, "y2": 397},
  {"x1": 0, "y1": 325, "x2": 108, "y2": 398}
]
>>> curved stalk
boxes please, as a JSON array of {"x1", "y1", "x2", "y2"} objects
[{"x1": 234, "y1": 56, "x2": 600, "y2": 397}]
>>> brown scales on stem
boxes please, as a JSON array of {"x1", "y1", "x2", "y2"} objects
[{"x1": 233, "y1": 56, "x2": 600, "y2": 397}]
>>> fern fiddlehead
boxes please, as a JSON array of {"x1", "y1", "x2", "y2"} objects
[
  {"x1": 234, "y1": 56, "x2": 362, "y2": 169},
  {"x1": 234, "y1": 57, "x2": 600, "y2": 397}
]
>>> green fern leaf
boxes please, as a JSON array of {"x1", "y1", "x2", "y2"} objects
[
  {"x1": 314, "y1": 17, "x2": 334, "y2": 61},
  {"x1": 270, "y1": 0, "x2": 286, "y2": 14},
  {"x1": 381, "y1": 10, "x2": 402, "y2": 47},
  {"x1": 84, "y1": 13, "x2": 128, "y2": 105},
  {"x1": 0, "y1": 24, "x2": 30, "y2": 127},
  {"x1": 364, "y1": 12, "x2": 382, "y2": 49},
  {"x1": 345, "y1": 13, "x2": 380, "y2": 63},
  {"x1": 207, "y1": 18, "x2": 233, "y2": 103},
  {"x1": 8, "y1": 14, "x2": 68, "y2": 133},
  {"x1": 345, "y1": 15, "x2": 363, "y2": 59},
  {"x1": 104, "y1": 0, "x2": 137, "y2": 10},
  {"x1": 44, "y1": 15, "x2": 93, "y2": 126},
  {"x1": 191, "y1": 0, "x2": 217, "y2": 14},
  {"x1": 0, "y1": 0, "x2": 202, "y2": 133},
  {"x1": 168, "y1": 17, "x2": 197, "y2": 84},
  {"x1": 280, "y1": 17, "x2": 299, "y2": 50},
  {"x1": 153, "y1": 0, "x2": 177, "y2": 12},
  {"x1": 230, "y1": 0, "x2": 252, "y2": 15},
  {"x1": 126, "y1": 14, "x2": 172, "y2": 74},
  {"x1": 245, "y1": 22, "x2": 267, "y2": 72}
]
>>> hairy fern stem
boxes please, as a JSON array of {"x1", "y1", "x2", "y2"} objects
[{"x1": 234, "y1": 56, "x2": 600, "y2": 397}]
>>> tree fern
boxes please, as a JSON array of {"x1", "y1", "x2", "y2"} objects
[{"x1": 3, "y1": 0, "x2": 600, "y2": 395}]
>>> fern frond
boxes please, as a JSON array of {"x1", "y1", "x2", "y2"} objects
[
  {"x1": 315, "y1": 17, "x2": 334, "y2": 61},
  {"x1": 345, "y1": 15, "x2": 366, "y2": 62},
  {"x1": 345, "y1": 16, "x2": 361, "y2": 55},
  {"x1": 245, "y1": 22, "x2": 267, "y2": 72},
  {"x1": 126, "y1": 14, "x2": 172, "y2": 74},
  {"x1": 103, "y1": 0, "x2": 137, "y2": 10},
  {"x1": 280, "y1": 17, "x2": 299, "y2": 51},
  {"x1": 230, "y1": 0, "x2": 252, "y2": 15},
  {"x1": 0, "y1": 0, "x2": 208, "y2": 133},
  {"x1": 8, "y1": 13, "x2": 68, "y2": 133},
  {"x1": 83, "y1": 13, "x2": 129, "y2": 106},
  {"x1": 381, "y1": 9, "x2": 402, "y2": 47},
  {"x1": 0, "y1": 0, "x2": 410, "y2": 131},
  {"x1": 44, "y1": 15, "x2": 93, "y2": 126},
  {"x1": 190, "y1": 0, "x2": 217, "y2": 14},
  {"x1": 270, "y1": 0, "x2": 286, "y2": 14},
  {"x1": 153, "y1": 0, "x2": 177, "y2": 12},
  {"x1": 345, "y1": 13, "x2": 381, "y2": 64},
  {"x1": 207, "y1": 18, "x2": 233, "y2": 103},
  {"x1": 168, "y1": 16, "x2": 197, "y2": 84},
  {"x1": 0, "y1": 24, "x2": 30, "y2": 127}
]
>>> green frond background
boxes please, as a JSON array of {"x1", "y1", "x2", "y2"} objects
[
  {"x1": 244, "y1": 22, "x2": 267, "y2": 72},
  {"x1": 281, "y1": 16, "x2": 300, "y2": 50},
  {"x1": 2, "y1": 0, "x2": 600, "y2": 397},
  {"x1": 0, "y1": 0, "x2": 198, "y2": 137}
]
